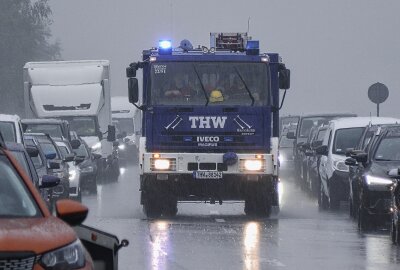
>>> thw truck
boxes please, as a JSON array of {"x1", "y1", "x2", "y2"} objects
[
  {"x1": 126, "y1": 33, "x2": 290, "y2": 217},
  {"x1": 24, "y1": 60, "x2": 119, "y2": 179}
]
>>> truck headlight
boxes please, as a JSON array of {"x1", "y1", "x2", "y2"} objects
[
  {"x1": 243, "y1": 159, "x2": 263, "y2": 171},
  {"x1": 366, "y1": 175, "x2": 393, "y2": 186},
  {"x1": 40, "y1": 239, "x2": 85, "y2": 269},
  {"x1": 91, "y1": 142, "x2": 101, "y2": 151},
  {"x1": 154, "y1": 159, "x2": 170, "y2": 170},
  {"x1": 333, "y1": 160, "x2": 348, "y2": 172}
]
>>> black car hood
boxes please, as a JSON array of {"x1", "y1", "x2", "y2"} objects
[{"x1": 368, "y1": 161, "x2": 400, "y2": 178}]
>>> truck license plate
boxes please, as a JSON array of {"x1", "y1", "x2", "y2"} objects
[{"x1": 193, "y1": 171, "x2": 223, "y2": 179}]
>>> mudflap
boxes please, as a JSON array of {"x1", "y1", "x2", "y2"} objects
[{"x1": 74, "y1": 224, "x2": 129, "y2": 270}]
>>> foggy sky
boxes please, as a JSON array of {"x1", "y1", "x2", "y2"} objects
[{"x1": 49, "y1": 0, "x2": 400, "y2": 118}]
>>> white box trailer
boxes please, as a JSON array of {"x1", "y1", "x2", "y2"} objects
[{"x1": 24, "y1": 60, "x2": 119, "y2": 179}]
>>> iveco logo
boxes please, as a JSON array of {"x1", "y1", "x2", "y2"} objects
[
  {"x1": 189, "y1": 116, "x2": 227, "y2": 129},
  {"x1": 197, "y1": 136, "x2": 220, "y2": 142}
]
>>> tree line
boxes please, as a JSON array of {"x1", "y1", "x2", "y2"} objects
[{"x1": 0, "y1": 0, "x2": 60, "y2": 116}]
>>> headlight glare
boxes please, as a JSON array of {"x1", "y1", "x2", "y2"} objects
[
  {"x1": 366, "y1": 175, "x2": 393, "y2": 186},
  {"x1": 154, "y1": 159, "x2": 170, "y2": 170},
  {"x1": 69, "y1": 169, "x2": 77, "y2": 180},
  {"x1": 244, "y1": 159, "x2": 263, "y2": 171},
  {"x1": 91, "y1": 142, "x2": 101, "y2": 151},
  {"x1": 40, "y1": 240, "x2": 85, "y2": 269},
  {"x1": 118, "y1": 144, "x2": 126, "y2": 150}
]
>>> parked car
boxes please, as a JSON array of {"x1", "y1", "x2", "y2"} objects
[
  {"x1": 24, "y1": 133, "x2": 70, "y2": 206},
  {"x1": 346, "y1": 125, "x2": 400, "y2": 230},
  {"x1": 0, "y1": 114, "x2": 24, "y2": 143},
  {"x1": 287, "y1": 113, "x2": 357, "y2": 185},
  {"x1": 391, "y1": 175, "x2": 400, "y2": 244},
  {"x1": 55, "y1": 139, "x2": 82, "y2": 201},
  {"x1": 0, "y1": 135, "x2": 94, "y2": 270},
  {"x1": 279, "y1": 125, "x2": 297, "y2": 179},
  {"x1": 317, "y1": 117, "x2": 399, "y2": 210},
  {"x1": 279, "y1": 115, "x2": 299, "y2": 134},
  {"x1": 74, "y1": 138, "x2": 100, "y2": 194}
]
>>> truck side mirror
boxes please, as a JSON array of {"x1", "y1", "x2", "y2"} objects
[
  {"x1": 107, "y1": 125, "x2": 116, "y2": 142},
  {"x1": 126, "y1": 66, "x2": 137, "y2": 78},
  {"x1": 128, "y1": 78, "x2": 139, "y2": 104},
  {"x1": 279, "y1": 68, "x2": 290, "y2": 90}
]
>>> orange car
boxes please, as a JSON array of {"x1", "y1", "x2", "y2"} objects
[{"x1": 0, "y1": 139, "x2": 94, "y2": 269}]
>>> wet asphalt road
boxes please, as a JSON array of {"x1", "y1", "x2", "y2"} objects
[{"x1": 82, "y1": 163, "x2": 400, "y2": 270}]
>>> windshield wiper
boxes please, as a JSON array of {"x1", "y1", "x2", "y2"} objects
[
  {"x1": 234, "y1": 67, "x2": 255, "y2": 106},
  {"x1": 192, "y1": 64, "x2": 209, "y2": 106}
]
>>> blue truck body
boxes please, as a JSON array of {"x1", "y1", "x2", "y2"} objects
[{"x1": 127, "y1": 33, "x2": 290, "y2": 218}]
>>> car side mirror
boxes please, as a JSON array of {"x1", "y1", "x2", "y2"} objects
[
  {"x1": 74, "y1": 156, "x2": 85, "y2": 165},
  {"x1": 47, "y1": 161, "x2": 60, "y2": 170},
  {"x1": 56, "y1": 199, "x2": 88, "y2": 226},
  {"x1": 45, "y1": 152, "x2": 57, "y2": 160},
  {"x1": 92, "y1": 153, "x2": 102, "y2": 160},
  {"x1": 315, "y1": 145, "x2": 328, "y2": 156},
  {"x1": 286, "y1": 132, "x2": 296, "y2": 140},
  {"x1": 63, "y1": 153, "x2": 75, "y2": 163},
  {"x1": 279, "y1": 68, "x2": 291, "y2": 90},
  {"x1": 345, "y1": 157, "x2": 357, "y2": 167},
  {"x1": 70, "y1": 139, "x2": 81, "y2": 150},
  {"x1": 107, "y1": 125, "x2": 116, "y2": 142},
  {"x1": 26, "y1": 146, "x2": 39, "y2": 157},
  {"x1": 40, "y1": 175, "x2": 60, "y2": 188},
  {"x1": 354, "y1": 152, "x2": 368, "y2": 163},
  {"x1": 128, "y1": 78, "x2": 139, "y2": 103}
]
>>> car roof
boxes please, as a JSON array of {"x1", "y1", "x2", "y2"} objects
[
  {"x1": 329, "y1": 117, "x2": 400, "y2": 130},
  {"x1": 0, "y1": 114, "x2": 21, "y2": 122},
  {"x1": 299, "y1": 113, "x2": 357, "y2": 119},
  {"x1": 21, "y1": 118, "x2": 67, "y2": 124}
]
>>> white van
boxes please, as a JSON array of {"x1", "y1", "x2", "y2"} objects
[
  {"x1": 318, "y1": 117, "x2": 400, "y2": 209},
  {"x1": 0, "y1": 114, "x2": 24, "y2": 144}
]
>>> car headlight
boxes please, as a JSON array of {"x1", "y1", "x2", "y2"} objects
[
  {"x1": 333, "y1": 160, "x2": 348, "y2": 172},
  {"x1": 40, "y1": 239, "x2": 85, "y2": 269},
  {"x1": 154, "y1": 159, "x2": 170, "y2": 170},
  {"x1": 366, "y1": 175, "x2": 394, "y2": 186},
  {"x1": 91, "y1": 142, "x2": 101, "y2": 151},
  {"x1": 81, "y1": 166, "x2": 94, "y2": 173},
  {"x1": 118, "y1": 144, "x2": 126, "y2": 151},
  {"x1": 69, "y1": 169, "x2": 77, "y2": 181},
  {"x1": 244, "y1": 159, "x2": 263, "y2": 171}
]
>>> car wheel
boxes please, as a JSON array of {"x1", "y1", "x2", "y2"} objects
[
  {"x1": 391, "y1": 221, "x2": 396, "y2": 244},
  {"x1": 318, "y1": 181, "x2": 329, "y2": 210}
]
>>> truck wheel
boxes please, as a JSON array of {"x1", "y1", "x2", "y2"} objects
[
  {"x1": 244, "y1": 183, "x2": 271, "y2": 217},
  {"x1": 142, "y1": 191, "x2": 162, "y2": 218},
  {"x1": 358, "y1": 207, "x2": 370, "y2": 231},
  {"x1": 162, "y1": 198, "x2": 178, "y2": 218}
]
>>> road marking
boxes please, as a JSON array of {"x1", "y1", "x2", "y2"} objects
[{"x1": 215, "y1": 218, "x2": 225, "y2": 223}]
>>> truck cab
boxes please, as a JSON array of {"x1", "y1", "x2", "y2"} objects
[{"x1": 126, "y1": 33, "x2": 290, "y2": 218}]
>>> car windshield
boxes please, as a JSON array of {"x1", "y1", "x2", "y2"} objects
[
  {"x1": 0, "y1": 122, "x2": 16, "y2": 142},
  {"x1": 0, "y1": 155, "x2": 40, "y2": 217},
  {"x1": 10, "y1": 151, "x2": 31, "y2": 178},
  {"x1": 114, "y1": 118, "x2": 134, "y2": 135},
  {"x1": 333, "y1": 127, "x2": 364, "y2": 155},
  {"x1": 24, "y1": 124, "x2": 63, "y2": 139},
  {"x1": 74, "y1": 143, "x2": 89, "y2": 158},
  {"x1": 279, "y1": 136, "x2": 294, "y2": 148},
  {"x1": 375, "y1": 137, "x2": 400, "y2": 161},
  {"x1": 39, "y1": 142, "x2": 60, "y2": 159},
  {"x1": 299, "y1": 117, "x2": 330, "y2": 138},
  {"x1": 64, "y1": 116, "x2": 97, "y2": 137},
  {"x1": 150, "y1": 62, "x2": 269, "y2": 106}
]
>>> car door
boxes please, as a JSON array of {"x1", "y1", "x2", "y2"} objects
[{"x1": 319, "y1": 128, "x2": 332, "y2": 193}]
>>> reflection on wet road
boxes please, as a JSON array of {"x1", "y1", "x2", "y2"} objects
[{"x1": 82, "y1": 164, "x2": 400, "y2": 269}]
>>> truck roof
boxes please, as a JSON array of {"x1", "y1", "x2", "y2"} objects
[{"x1": 24, "y1": 60, "x2": 109, "y2": 69}]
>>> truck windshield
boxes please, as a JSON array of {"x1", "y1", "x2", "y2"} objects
[
  {"x1": 64, "y1": 116, "x2": 97, "y2": 137},
  {"x1": 113, "y1": 118, "x2": 134, "y2": 135},
  {"x1": 24, "y1": 124, "x2": 63, "y2": 139},
  {"x1": 150, "y1": 62, "x2": 269, "y2": 106},
  {"x1": 0, "y1": 122, "x2": 16, "y2": 142}
]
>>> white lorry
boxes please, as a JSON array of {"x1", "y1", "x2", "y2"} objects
[
  {"x1": 23, "y1": 60, "x2": 119, "y2": 180},
  {"x1": 111, "y1": 96, "x2": 140, "y2": 161}
]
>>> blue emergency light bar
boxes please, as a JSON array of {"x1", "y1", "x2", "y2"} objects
[
  {"x1": 158, "y1": 40, "x2": 172, "y2": 55},
  {"x1": 246, "y1": 40, "x2": 259, "y2": 55}
]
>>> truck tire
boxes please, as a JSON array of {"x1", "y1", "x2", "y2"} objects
[
  {"x1": 142, "y1": 190, "x2": 162, "y2": 218},
  {"x1": 162, "y1": 198, "x2": 178, "y2": 217},
  {"x1": 244, "y1": 182, "x2": 271, "y2": 217}
]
